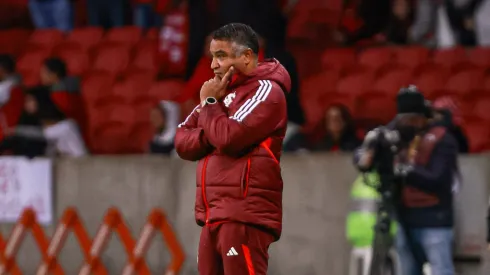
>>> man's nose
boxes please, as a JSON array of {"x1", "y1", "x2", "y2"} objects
[{"x1": 211, "y1": 58, "x2": 219, "y2": 70}]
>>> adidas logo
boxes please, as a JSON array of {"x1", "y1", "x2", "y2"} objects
[{"x1": 226, "y1": 247, "x2": 239, "y2": 256}]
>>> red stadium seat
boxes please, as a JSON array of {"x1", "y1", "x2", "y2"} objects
[
  {"x1": 127, "y1": 40, "x2": 158, "y2": 77},
  {"x1": 467, "y1": 47, "x2": 490, "y2": 69},
  {"x1": 127, "y1": 122, "x2": 154, "y2": 153},
  {"x1": 103, "y1": 26, "x2": 142, "y2": 47},
  {"x1": 92, "y1": 44, "x2": 131, "y2": 77},
  {"x1": 81, "y1": 73, "x2": 115, "y2": 107},
  {"x1": 357, "y1": 47, "x2": 394, "y2": 72},
  {"x1": 441, "y1": 69, "x2": 485, "y2": 98},
  {"x1": 64, "y1": 27, "x2": 104, "y2": 51},
  {"x1": 336, "y1": 72, "x2": 375, "y2": 97},
  {"x1": 370, "y1": 69, "x2": 412, "y2": 98},
  {"x1": 462, "y1": 120, "x2": 490, "y2": 153},
  {"x1": 101, "y1": 76, "x2": 153, "y2": 106},
  {"x1": 356, "y1": 94, "x2": 397, "y2": 126},
  {"x1": 411, "y1": 69, "x2": 446, "y2": 99},
  {"x1": 146, "y1": 80, "x2": 186, "y2": 102},
  {"x1": 90, "y1": 104, "x2": 136, "y2": 154},
  {"x1": 392, "y1": 46, "x2": 430, "y2": 69},
  {"x1": 320, "y1": 48, "x2": 356, "y2": 72},
  {"x1": 484, "y1": 75, "x2": 490, "y2": 92},
  {"x1": 432, "y1": 47, "x2": 468, "y2": 72},
  {"x1": 26, "y1": 29, "x2": 64, "y2": 52},
  {"x1": 146, "y1": 28, "x2": 159, "y2": 40},
  {"x1": 17, "y1": 49, "x2": 51, "y2": 86},
  {"x1": 301, "y1": 71, "x2": 340, "y2": 100},
  {"x1": 0, "y1": 29, "x2": 31, "y2": 56},
  {"x1": 469, "y1": 97, "x2": 490, "y2": 121},
  {"x1": 57, "y1": 47, "x2": 90, "y2": 76}
]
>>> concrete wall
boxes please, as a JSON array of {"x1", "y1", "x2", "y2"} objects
[{"x1": 0, "y1": 154, "x2": 489, "y2": 274}]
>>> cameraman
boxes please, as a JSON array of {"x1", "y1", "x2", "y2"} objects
[{"x1": 355, "y1": 87, "x2": 457, "y2": 275}]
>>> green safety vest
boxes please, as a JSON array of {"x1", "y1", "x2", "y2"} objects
[{"x1": 346, "y1": 172, "x2": 397, "y2": 248}]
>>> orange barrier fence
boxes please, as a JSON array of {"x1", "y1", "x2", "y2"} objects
[{"x1": 0, "y1": 207, "x2": 185, "y2": 275}]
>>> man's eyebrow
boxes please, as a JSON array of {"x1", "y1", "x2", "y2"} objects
[{"x1": 211, "y1": 50, "x2": 227, "y2": 55}]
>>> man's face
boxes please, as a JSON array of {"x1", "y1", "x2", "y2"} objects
[
  {"x1": 396, "y1": 114, "x2": 427, "y2": 141},
  {"x1": 209, "y1": 39, "x2": 245, "y2": 78},
  {"x1": 24, "y1": 94, "x2": 38, "y2": 114},
  {"x1": 397, "y1": 114, "x2": 427, "y2": 130},
  {"x1": 40, "y1": 66, "x2": 57, "y2": 86}
]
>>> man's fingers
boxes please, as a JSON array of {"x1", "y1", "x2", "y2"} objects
[{"x1": 221, "y1": 66, "x2": 234, "y2": 85}]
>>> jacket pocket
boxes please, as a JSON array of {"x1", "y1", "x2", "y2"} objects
[{"x1": 241, "y1": 158, "x2": 251, "y2": 197}]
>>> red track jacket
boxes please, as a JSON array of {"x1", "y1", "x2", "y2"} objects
[{"x1": 175, "y1": 59, "x2": 291, "y2": 240}]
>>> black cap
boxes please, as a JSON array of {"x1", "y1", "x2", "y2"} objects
[
  {"x1": 397, "y1": 85, "x2": 427, "y2": 115},
  {"x1": 424, "y1": 100, "x2": 433, "y2": 118}
]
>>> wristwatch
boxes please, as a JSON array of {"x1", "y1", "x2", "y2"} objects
[{"x1": 201, "y1": 97, "x2": 217, "y2": 107}]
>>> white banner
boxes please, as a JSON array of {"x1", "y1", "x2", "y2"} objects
[{"x1": 0, "y1": 157, "x2": 53, "y2": 225}]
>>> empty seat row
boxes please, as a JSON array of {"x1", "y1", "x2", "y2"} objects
[
  {"x1": 16, "y1": 40, "x2": 158, "y2": 86},
  {"x1": 301, "y1": 68, "x2": 490, "y2": 103},
  {"x1": 0, "y1": 27, "x2": 158, "y2": 57},
  {"x1": 321, "y1": 46, "x2": 490, "y2": 75}
]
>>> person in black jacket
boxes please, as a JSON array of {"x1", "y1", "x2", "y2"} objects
[
  {"x1": 433, "y1": 109, "x2": 469, "y2": 153},
  {"x1": 0, "y1": 87, "x2": 50, "y2": 158},
  {"x1": 354, "y1": 87, "x2": 457, "y2": 275}
]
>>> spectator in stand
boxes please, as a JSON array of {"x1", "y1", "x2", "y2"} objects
[
  {"x1": 28, "y1": 86, "x2": 87, "y2": 157},
  {"x1": 0, "y1": 88, "x2": 48, "y2": 158},
  {"x1": 40, "y1": 58, "x2": 79, "y2": 117},
  {"x1": 411, "y1": 0, "x2": 483, "y2": 46},
  {"x1": 133, "y1": 0, "x2": 163, "y2": 30},
  {"x1": 149, "y1": 100, "x2": 180, "y2": 154},
  {"x1": 0, "y1": 55, "x2": 24, "y2": 131},
  {"x1": 0, "y1": 55, "x2": 21, "y2": 107},
  {"x1": 432, "y1": 97, "x2": 469, "y2": 153},
  {"x1": 336, "y1": 0, "x2": 413, "y2": 45},
  {"x1": 86, "y1": 0, "x2": 128, "y2": 28},
  {"x1": 284, "y1": 104, "x2": 360, "y2": 152},
  {"x1": 475, "y1": 0, "x2": 490, "y2": 45},
  {"x1": 28, "y1": 0, "x2": 74, "y2": 32}
]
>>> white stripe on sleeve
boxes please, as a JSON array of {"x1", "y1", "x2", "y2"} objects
[
  {"x1": 232, "y1": 80, "x2": 272, "y2": 123},
  {"x1": 178, "y1": 105, "x2": 200, "y2": 128},
  {"x1": 232, "y1": 80, "x2": 265, "y2": 120}
]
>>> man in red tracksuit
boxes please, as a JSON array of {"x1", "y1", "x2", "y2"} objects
[{"x1": 175, "y1": 23, "x2": 290, "y2": 275}]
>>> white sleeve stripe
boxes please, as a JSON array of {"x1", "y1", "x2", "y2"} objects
[
  {"x1": 232, "y1": 80, "x2": 265, "y2": 120},
  {"x1": 258, "y1": 80, "x2": 271, "y2": 101},
  {"x1": 236, "y1": 80, "x2": 271, "y2": 122},
  {"x1": 231, "y1": 80, "x2": 264, "y2": 121},
  {"x1": 178, "y1": 105, "x2": 200, "y2": 128},
  {"x1": 233, "y1": 80, "x2": 272, "y2": 122}
]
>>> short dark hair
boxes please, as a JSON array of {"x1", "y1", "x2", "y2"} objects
[
  {"x1": 44, "y1": 57, "x2": 67, "y2": 79},
  {"x1": 212, "y1": 23, "x2": 259, "y2": 55},
  {"x1": 0, "y1": 54, "x2": 15, "y2": 73}
]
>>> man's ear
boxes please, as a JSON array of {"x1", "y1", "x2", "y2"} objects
[{"x1": 243, "y1": 48, "x2": 254, "y2": 65}]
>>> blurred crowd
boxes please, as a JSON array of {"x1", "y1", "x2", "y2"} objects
[{"x1": 0, "y1": 0, "x2": 487, "y2": 159}]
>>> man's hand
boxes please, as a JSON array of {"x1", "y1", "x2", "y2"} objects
[
  {"x1": 200, "y1": 66, "x2": 234, "y2": 103},
  {"x1": 357, "y1": 148, "x2": 375, "y2": 169}
]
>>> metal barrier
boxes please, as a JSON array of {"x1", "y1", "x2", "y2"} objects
[{"x1": 0, "y1": 208, "x2": 185, "y2": 275}]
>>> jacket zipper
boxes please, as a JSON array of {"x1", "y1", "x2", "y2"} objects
[
  {"x1": 201, "y1": 156, "x2": 210, "y2": 224},
  {"x1": 242, "y1": 158, "x2": 251, "y2": 197}
]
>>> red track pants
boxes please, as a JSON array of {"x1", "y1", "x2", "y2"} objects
[{"x1": 197, "y1": 222, "x2": 275, "y2": 275}]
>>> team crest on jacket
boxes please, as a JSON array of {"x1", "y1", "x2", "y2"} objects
[{"x1": 223, "y1": 92, "x2": 236, "y2": 108}]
